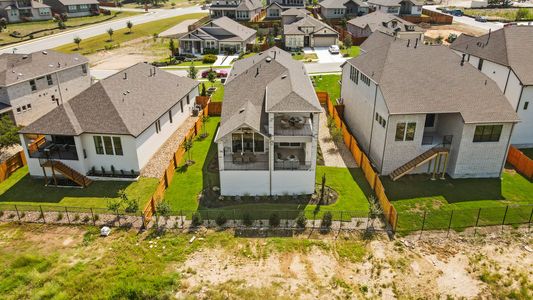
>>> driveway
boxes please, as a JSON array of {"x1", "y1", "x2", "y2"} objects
[{"x1": 304, "y1": 47, "x2": 346, "y2": 64}]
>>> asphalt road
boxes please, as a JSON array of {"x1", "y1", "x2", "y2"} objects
[{"x1": 0, "y1": 5, "x2": 204, "y2": 54}]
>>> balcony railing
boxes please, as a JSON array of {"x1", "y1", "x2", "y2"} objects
[
  {"x1": 29, "y1": 142, "x2": 79, "y2": 161},
  {"x1": 224, "y1": 152, "x2": 268, "y2": 170},
  {"x1": 274, "y1": 117, "x2": 313, "y2": 136},
  {"x1": 274, "y1": 160, "x2": 311, "y2": 170}
]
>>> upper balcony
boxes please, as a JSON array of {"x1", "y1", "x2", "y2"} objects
[
  {"x1": 273, "y1": 115, "x2": 313, "y2": 136},
  {"x1": 27, "y1": 135, "x2": 79, "y2": 161}
]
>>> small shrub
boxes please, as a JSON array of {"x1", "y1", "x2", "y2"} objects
[
  {"x1": 242, "y1": 213, "x2": 253, "y2": 227},
  {"x1": 56, "y1": 212, "x2": 63, "y2": 221},
  {"x1": 82, "y1": 215, "x2": 90, "y2": 223},
  {"x1": 269, "y1": 213, "x2": 280, "y2": 227},
  {"x1": 20, "y1": 212, "x2": 25, "y2": 219},
  {"x1": 0, "y1": 210, "x2": 3, "y2": 217},
  {"x1": 215, "y1": 213, "x2": 227, "y2": 226},
  {"x1": 73, "y1": 214, "x2": 80, "y2": 221},
  {"x1": 296, "y1": 213, "x2": 307, "y2": 229},
  {"x1": 202, "y1": 54, "x2": 217, "y2": 64},
  {"x1": 8, "y1": 213, "x2": 15, "y2": 219},
  {"x1": 156, "y1": 201, "x2": 171, "y2": 216},
  {"x1": 191, "y1": 213, "x2": 202, "y2": 227},
  {"x1": 321, "y1": 212, "x2": 333, "y2": 228},
  {"x1": 125, "y1": 198, "x2": 139, "y2": 213}
]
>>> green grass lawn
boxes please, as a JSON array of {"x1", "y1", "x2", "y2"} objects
[
  {"x1": 0, "y1": 11, "x2": 139, "y2": 45},
  {"x1": 341, "y1": 46, "x2": 360, "y2": 58},
  {"x1": 163, "y1": 118, "x2": 371, "y2": 220},
  {"x1": 382, "y1": 170, "x2": 533, "y2": 232},
  {"x1": 312, "y1": 74, "x2": 341, "y2": 103},
  {"x1": 54, "y1": 12, "x2": 207, "y2": 55},
  {"x1": 463, "y1": 8, "x2": 533, "y2": 21},
  {"x1": 0, "y1": 167, "x2": 159, "y2": 211},
  {"x1": 203, "y1": 80, "x2": 224, "y2": 102}
]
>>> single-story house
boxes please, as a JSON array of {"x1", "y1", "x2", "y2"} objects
[
  {"x1": 283, "y1": 12, "x2": 339, "y2": 49},
  {"x1": 19, "y1": 63, "x2": 199, "y2": 185},
  {"x1": 346, "y1": 11, "x2": 424, "y2": 41},
  {"x1": 178, "y1": 16, "x2": 256, "y2": 55},
  {"x1": 340, "y1": 32, "x2": 519, "y2": 180},
  {"x1": 366, "y1": 0, "x2": 422, "y2": 16},
  {"x1": 43, "y1": 0, "x2": 99, "y2": 17},
  {"x1": 0, "y1": 0, "x2": 52, "y2": 23},
  {"x1": 319, "y1": 0, "x2": 369, "y2": 20}
]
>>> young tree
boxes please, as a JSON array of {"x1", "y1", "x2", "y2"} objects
[
  {"x1": 201, "y1": 114, "x2": 209, "y2": 138},
  {"x1": 0, "y1": 18, "x2": 7, "y2": 32},
  {"x1": 107, "y1": 28, "x2": 114, "y2": 41},
  {"x1": 343, "y1": 35, "x2": 352, "y2": 49},
  {"x1": 200, "y1": 82, "x2": 207, "y2": 96},
  {"x1": 73, "y1": 36, "x2": 82, "y2": 50},
  {"x1": 168, "y1": 38, "x2": 176, "y2": 56},
  {"x1": 126, "y1": 20, "x2": 133, "y2": 33},
  {"x1": 0, "y1": 116, "x2": 20, "y2": 149},
  {"x1": 188, "y1": 63, "x2": 197, "y2": 79},
  {"x1": 207, "y1": 70, "x2": 217, "y2": 86},
  {"x1": 182, "y1": 137, "x2": 194, "y2": 164}
]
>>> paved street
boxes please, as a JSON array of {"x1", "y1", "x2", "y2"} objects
[
  {"x1": 0, "y1": 5, "x2": 204, "y2": 54},
  {"x1": 423, "y1": 5, "x2": 503, "y2": 32}
]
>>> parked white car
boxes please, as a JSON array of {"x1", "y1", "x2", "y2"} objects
[{"x1": 329, "y1": 45, "x2": 340, "y2": 54}]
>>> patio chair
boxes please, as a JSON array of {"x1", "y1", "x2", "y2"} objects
[{"x1": 280, "y1": 119, "x2": 290, "y2": 129}]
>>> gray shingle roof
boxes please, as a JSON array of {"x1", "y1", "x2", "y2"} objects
[
  {"x1": 57, "y1": 0, "x2": 98, "y2": 5},
  {"x1": 181, "y1": 17, "x2": 256, "y2": 42},
  {"x1": 319, "y1": 0, "x2": 368, "y2": 9},
  {"x1": 284, "y1": 14, "x2": 338, "y2": 35},
  {"x1": 346, "y1": 32, "x2": 519, "y2": 124},
  {"x1": 347, "y1": 11, "x2": 424, "y2": 35},
  {"x1": 450, "y1": 26, "x2": 533, "y2": 86},
  {"x1": 235, "y1": 0, "x2": 262, "y2": 10},
  {"x1": 368, "y1": 0, "x2": 423, "y2": 6},
  {"x1": 0, "y1": 50, "x2": 87, "y2": 87},
  {"x1": 20, "y1": 63, "x2": 199, "y2": 137},
  {"x1": 216, "y1": 47, "x2": 322, "y2": 141},
  {"x1": 281, "y1": 7, "x2": 310, "y2": 16}
]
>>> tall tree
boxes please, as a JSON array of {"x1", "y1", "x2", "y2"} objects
[
  {"x1": 0, "y1": 116, "x2": 21, "y2": 149},
  {"x1": 188, "y1": 63, "x2": 197, "y2": 79}
]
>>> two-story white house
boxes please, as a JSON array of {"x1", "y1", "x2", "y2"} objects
[
  {"x1": 178, "y1": 17, "x2": 256, "y2": 55},
  {"x1": 319, "y1": 0, "x2": 369, "y2": 20},
  {"x1": 340, "y1": 32, "x2": 519, "y2": 180},
  {"x1": 367, "y1": 0, "x2": 422, "y2": 16},
  {"x1": 215, "y1": 47, "x2": 322, "y2": 196},
  {"x1": 19, "y1": 63, "x2": 199, "y2": 186},
  {"x1": 0, "y1": 50, "x2": 91, "y2": 126},
  {"x1": 209, "y1": 0, "x2": 262, "y2": 21},
  {"x1": 283, "y1": 12, "x2": 339, "y2": 49},
  {"x1": 451, "y1": 26, "x2": 533, "y2": 148}
]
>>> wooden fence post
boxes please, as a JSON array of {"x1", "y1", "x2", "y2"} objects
[
  {"x1": 419, "y1": 211, "x2": 426, "y2": 239},
  {"x1": 40, "y1": 205, "x2": 45, "y2": 223},
  {"x1": 15, "y1": 205, "x2": 20, "y2": 221},
  {"x1": 91, "y1": 208, "x2": 95, "y2": 226},
  {"x1": 474, "y1": 208, "x2": 481, "y2": 236},
  {"x1": 65, "y1": 207, "x2": 70, "y2": 224},
  {"x1": 447, "y1": 210, "x2": 454, "y2": 237}
]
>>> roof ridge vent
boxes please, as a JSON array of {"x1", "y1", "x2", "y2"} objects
[
  {"x1": 266, "y1": 57, "x2": 272, "y2": 62},
  {"x1": 281, "y1": 74, "x2": 287, "y2": 79},
  {"x1": 42, "y1": 51, "x2": 47, "y2": 55}
]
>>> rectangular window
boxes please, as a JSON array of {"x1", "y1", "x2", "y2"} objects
[
  {"x1": 424, "y1": 114, "x2": 435, "y2": 127},
  {"x1": 169, "y1": 109, "x2": 173, "y2": 123},
  {"x1": 22, "y1": 105, "x2": 26, "y2": 111},
  {"x1": 232, "y1": 134, "x2": 242, "y2": 152},
  {"x1": 112, "y1": 137, "x2": 123, "y2": 156},
  {"x1": 155, "y1": 119, "x2": 161, "y2": 133},
  {"x1": 395, "y1": 123, "x2": 405, "y2": 141},
  {"x1": 254, "y1": 134, "x2": 264, "y2": 152},
  {"x1": 395, "y1": 122, "x2": 416, "y2": 141},
  {"x1": 349, "y1": 66, "x2": 359, "y2": 84},
  {"x1": 180, "y1": 100, "x2": 184, "y2": 113},
  {"x1": 29, "y1": 79, "x2": 36, "y2": 91},
  {"x1": 524, "y1": 101, "x2": 529, "y2": 110},
  {"x1": 186, "y1": 94, "x2": 190, "y2": 105},
  {"x1": 375, "y1": 112, "x2": 379, "y2": 122},
  {"x1": 360, "y1": 73, "x2": 370, "y2": 86},
  {"x1": 16, "y1": 107, "x2": 21, "y2": 114},
  {"x1": 473, "y1": 125, "x2": 503, "y2": 142},
  {"x1": 93, "y1": 136, "x2": 104, "y2": 154},
  {"x1": 405, "y1": 122, "x2": 416, "y2": 141},
  {"x1": 103, "y1": 136, "x2": 114, "y2": 155},
  {"x1": 27, "y1": 104, "x2": 31, "y2": 110},
  {"x1": 46, "y1": 75, "x2": 53, "y2": 86}
]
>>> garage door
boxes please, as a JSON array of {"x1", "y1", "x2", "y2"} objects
[{"x1": 314, "y1": 36, "x2": 337, "y2": 47}]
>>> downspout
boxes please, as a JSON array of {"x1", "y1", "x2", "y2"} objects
[
  {"x1": 503, "y1": 68, "x2": 511, "y2": 94},
  {"x1": 367, "y1": 83, "x2": 378, "y2": 157},
  {"x1": 515, "y1": 86, "x2": 524, "y2": 112},
  {"x1": 499, "y1": 123, "x2": 515, "y2": 178},
  {"x1": 380, "y1": 115, "x2": 390, "y2": 174}
]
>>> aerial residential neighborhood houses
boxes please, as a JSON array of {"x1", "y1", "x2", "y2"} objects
[
  {"x1": 283, "y1": 10, "x2": 339, "y2": 49},
  {"x1": 0, "y1": 0, "x2": 52, "y2": 22},
  {"x1": 178, "y1": 17, "x2": 256, "y2": 55},
  {"x1": 340, "y1": 32, "x2": 518, "y2": 180},
  {"x1": 215, "y1": 47, "x2": 321, "y2": 196},
  {"x1": 318, "y1": 0, "x2": 369, "y2": 20},
  {"x1": 451, "y1": 26, "x2": 533, "y2": 147},
  {"x1": 366, "y1": 0, "x2": 423, "y2": 16},
  {"x1": 43, "y1": 0, "x2": 100, "y2": 18},
  {"x1": 265, "y1": 0, "x2": 305, "y2": 19},
  {"x1": 0, "y1": 50, "x2": 91, "y2": 126},
  {"x1": 346, "y1": 11, "x2": 425, "y2": 41},
  {"x1": 208, "y1": 0, "x2": 262, "y2": 21}
]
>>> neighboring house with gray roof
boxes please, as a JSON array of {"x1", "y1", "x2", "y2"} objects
[
  {"x1": 19, "y1": 62, "x2": 199, "y2": 180},
  {"x1": 0, "y1": 49, "x2": 90, "y2": 126},
  {"x1": 451, "y1": 26, "x2": 533, "y2": 147},
  {"x1": 178, "y1": 17, "x2": 256, "y2": 55},
  {"x1": 346, "y1": 11, "x2": 424, "y2": 41},
  {"x1": 43, "y1": 0, "x2": 98, "y2": 17},
  {"x1": 340, "y1": 32, "x2": 518, "y2": 180},
  {"x1": 214, "y1": 47, "x2": 322, "y2": 196},
  {"x1": 0, "y1": 0, "x2": 52, "y2": 23},
  {"x1": 265, "y1": 0, "x2": 305, "y2": 19},
  {"x1": 209, "y1": 0, "x2": 262, "y2": 21},
  {"x1": 319, "y1": 0, "x2": 369, "y2": 20},
  {"x1": 367, "y1": 0, "x2": 422, "y2": 16},
  {"x1": 283, "y1": 12, "x2": 339, "y2": 49},
  {"x1": 280, "y1": 7, "x2": 309, "y2": 24}
]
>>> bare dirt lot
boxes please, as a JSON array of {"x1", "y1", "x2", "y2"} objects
[
  {"x1": 424, "y1": 23, "x2": 487, "y2": 44},
  {"x1": 0, "y1": 223, "x2": 531, "y2": 299}
]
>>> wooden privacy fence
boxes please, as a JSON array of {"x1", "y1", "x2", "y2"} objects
[
  {"x1": 507, "y1": 146, "x2": 533, "y2": 180},
  {"x1": 321, "y1": 92, "x2": 398, "y2": 230},
  {"x1": 142, "y1": 105, "x2": 210, "y2": 226},
  {"x1": 0, "y1": 151, "x2": 26, "y2": 183},
  {"x1": 421, "y1": 8, "x2": 453, "y2": 24},
  {"x1": 207, "y1": 101, "x2": 222, "y2": 116}
]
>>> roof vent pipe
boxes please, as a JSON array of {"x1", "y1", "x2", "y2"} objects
[
  {"x1": 486, "y1": 28, "x2": 491, "y2": 45},
  {"x1": 124, "y1": 72, "x2": 127, "y2": 80},
  {"x1": 406, "y1": 39, "x2": 410, "y2": 47},
  {"x1": 460, "y1": 54, "x2": 465, "y2": 66},
  {"x1": 256, "y1": 67, "x2": 259, "y2": 77},
  {"x1": 414, "y1": 38, "x2": 418, "y2": 48}
]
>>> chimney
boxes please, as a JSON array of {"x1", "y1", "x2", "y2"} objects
[
  {"x1": 460, "y1": 54, "x2": 465, "y2": 66},
  {"x1": 414, "y1": 38, "x2": 418, "y2": 48},
  {"x1": 123, "y1": 72, "x2": 127, "y2": 80},
  {"x1": 406, "y1": 39, "x2": 410, "y2": 47}
]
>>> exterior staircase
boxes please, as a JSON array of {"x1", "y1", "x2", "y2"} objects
[
  {"x1": 41, "y1": 160, "x2": 93, "y2": 187},
  {"x1": 389, "y1": 147, "x2": 449, "y2": 181}
]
